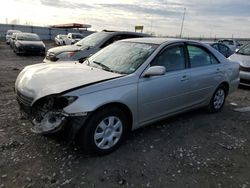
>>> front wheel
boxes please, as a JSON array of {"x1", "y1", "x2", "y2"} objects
[
  {"x1": 78, "y1": 107, "x2": 129, "y2": 155},
  {"x1": 207, "y1": 85, "x2": 226, "y2": 113}
]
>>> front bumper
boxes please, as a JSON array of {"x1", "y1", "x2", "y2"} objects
[
  {"x1": 17, "y1": 46, "x2": 45, "y2": 55},
  {"x1": 16, "y1": 96, "x2": 88, "y2": 138}
]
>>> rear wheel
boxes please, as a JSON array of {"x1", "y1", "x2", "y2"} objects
[
  {"x1": 78, "y1": 107, "x2": 129, "y2": 155},
  {"x1": 207, "y1": 85, "x2": 226, "y2": 113}
]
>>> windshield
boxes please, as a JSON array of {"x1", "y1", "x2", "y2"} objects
[
  {"x1": 75, "y1": 32, "x2": 110, "y2": 47},
  {"x1": 16, "y1": 33, "x2": 40, "y2": 41},
  {"x1": 7, "y1": 30, "x2": 20, "y2": 35},
  {"x1": 58, "y1": 35, "x2": 67, "y2": 39},
  {"x1": 220, "y1": 40, "x2": 234, "y2": 46},
  {"x1": 87, "y1": 41, "x2": 158, "y2": 74},
  {"x1": 237, "y1": 43, "x2": 250, "y2": 56},
  {"x1": 72, "y1": 34, "x2": 83, "y2": 39}
]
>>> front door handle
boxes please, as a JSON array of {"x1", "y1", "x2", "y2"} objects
[
  {"x1": 181, "y1": 75, "x2": 189, "y2": 81},
  {"x1": 216, "y1": 68, "x2": 223, "y2": 74}
]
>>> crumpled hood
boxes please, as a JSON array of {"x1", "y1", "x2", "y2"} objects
[
  {"x1": 15, "y1": 63, "x2": 122, "y2": 103},
  {"x1": 18, "y1": 41, "x2": 45, "y2": 46},
  {"x1": 229, "y1": 53, "x2": 250, "y2": 67},
  {"x1": 48, "y1": 45, "x2": 80, "y2": 55}
]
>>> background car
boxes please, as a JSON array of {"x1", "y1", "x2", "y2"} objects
[
  {"x1": 9, "y1": 32, "x2": 21, "y2": 49},
  {"x1": 13, "y1": 32, "x2": 46, "y2": 55},
  {"x1": 16, "y1": 38, "x2": 239, "y2": 155},
  {"x1": 205, "y1": 42, "x2": 233, "y2": 58},
  {"x1": 228, "y1": 43, "x2": 250, "y2": 86},
  {"x1": 44, "y1": 31, "x2": 150, "y2": 63},
  {"x1": 54, "y1": 34, "x2": 71, "y2": 46},
  {"x1": 5, "y1": 30, "x2": 21, "y2": 44},
  {"x1": 218, "y1": 39, "x2": 241, "y2": 51},
  {"x1": 67, "y1": 33, "x2": 84, "y2": 44}
]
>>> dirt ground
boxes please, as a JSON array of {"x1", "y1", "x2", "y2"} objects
[{"x1": 0, "y1": 41, "x2": 250, "y2": 188}]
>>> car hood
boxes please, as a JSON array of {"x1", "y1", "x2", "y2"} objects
[
  {"x1": 15, "y1": 63, "x2": 122, "y2": 103},
  {"x1": 229, "y1": 53, "x2": 250, "y2": 67},
  {"x1": 48, "y1": 45, "x2": 80, "y2": 54},
  {"x1": 18, "y1": 41, "x2": 44, "y2": 46}
]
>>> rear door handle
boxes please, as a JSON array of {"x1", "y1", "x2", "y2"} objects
[{"x1": 181, "y1": 75, "x2": 189, "y2": 81}]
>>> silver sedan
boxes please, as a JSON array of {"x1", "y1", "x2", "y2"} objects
[{"x1": 15, "y1": 38, "x2": 240, "y2": 155}]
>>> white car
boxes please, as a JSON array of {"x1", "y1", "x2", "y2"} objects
[
  {"x1": 228, "y1": 43, "x2": 250, "y2": 86},
  {"x1": 6, "y1": 30, "x2": 21, "y2": 44},
  {"x1": 54, "y1": 35, "x2": 71, "y2": 46},
  {"x1": 218, "y1": 39, "x2": 241, "y2": 51},
  {"x1": 67, "y1": 33, "x2": 84, "y2": 44}
]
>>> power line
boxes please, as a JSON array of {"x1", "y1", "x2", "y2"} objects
[{"x1": 180, "y1": 8, "x2": 186, "y2": 38}]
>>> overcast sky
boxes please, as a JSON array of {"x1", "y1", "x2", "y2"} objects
[{"x1": 1, "y1": 0, "x2": 250, "y2": 38}]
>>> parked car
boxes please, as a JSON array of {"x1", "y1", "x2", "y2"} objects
[
  {"x1": 6, "y1": 30, "x2": 21, "y2": 44},
  {"x1": 204, "y1": 42, "x2": 233, "y2": 58},
  {"x1": 15, "y1": 38, "x2": 240, "y2": 155},
  {"x1": 54, "y1": 34, "x2": 71, "y2": 46},
  {"x1": 44, "y1": 31, "x2": 150, "y2": 63},
  {"x1": 67, "y1": 33, "x2": 84, "y2": 44},
  {"x1": 13, "y1": 33, "x2": 46, "y2": 55},
  {"x1": 218, "y1": 39, "x2": 241, "y2": 51},
  {"x1": 10, "y1": 32, "x2": 21, "y2": 49},
  {"x1": 228, "y1": 43, "x2": 250, "y2": 86}
]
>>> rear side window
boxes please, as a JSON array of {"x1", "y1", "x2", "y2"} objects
[
  {"x1": 187, "y1": 45, "x2": 219, "y2": 68},
  {"x1": 211, "y1": 44, "x2": 219, "y2": 50},
  {"x1": 151, "y1": 46, "x2": 186, "y2": 72},
  {"x1": 219, "y1": 44, "x2": 229, "y2": 53}
]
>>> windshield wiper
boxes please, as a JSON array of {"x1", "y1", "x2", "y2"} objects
[{"x1": 92, "y1": 61, "x2": 113, "y2": 72}]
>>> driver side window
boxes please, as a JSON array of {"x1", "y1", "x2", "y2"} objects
[{"x1": 151, "y1": 46, "x2": 186, "y2": 72}]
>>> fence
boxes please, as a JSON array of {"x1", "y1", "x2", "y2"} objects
[{"x1": 0, "y1": 23, "x2": 94, "y2": 41}]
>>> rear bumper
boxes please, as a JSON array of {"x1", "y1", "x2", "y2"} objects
[
  {"x1": 240, "y1": 71, "x2": 250, "y2": 81},
  {"x1": 229, "y1": 77, "x2": 240, "y2": 94}
]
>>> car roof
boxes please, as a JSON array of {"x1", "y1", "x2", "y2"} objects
[
  {"x1": 202, "y1": 41, "x2": 217, "y2": 44},
  {"x1": 17, "y1": 32, "x2": 38, "y2": 35},
  {"x1": 102, "y1": 31, "x2": 151, "y2": 37},
  {"x1": 121, "y1": 37, "x2": 189, "y2": 45}
]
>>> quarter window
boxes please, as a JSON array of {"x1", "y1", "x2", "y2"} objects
[
  {"x1": 151, "y1": 46, "x2": 186, "y2": 72},
  {"x1": 187, "y1": 45, "x2": 219, "y2": 68}
]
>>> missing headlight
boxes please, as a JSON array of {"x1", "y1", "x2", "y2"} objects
[{"x1": 35, "y1": 95, "x2": 78, "y2": 110}]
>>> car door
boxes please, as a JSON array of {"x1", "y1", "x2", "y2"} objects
[
  {"x1": 185, "y1": 43, "x2": 225, "y2": 106},
  {"x1": 138, "y1": 43, "x2": 190, "y2": 123}
]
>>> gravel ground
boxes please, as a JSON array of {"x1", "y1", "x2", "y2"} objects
[{"x1": 0, "y1": 41, "x2": 250, "y2": 188}]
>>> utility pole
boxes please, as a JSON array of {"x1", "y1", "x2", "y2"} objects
[{"x1": 180, "y1": 8, "x2": 186, "y2": 38}]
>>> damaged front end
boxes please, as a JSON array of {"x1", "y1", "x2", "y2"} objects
[{"x1": 18, "y1": 94, "x2": 78, "y2": 134}]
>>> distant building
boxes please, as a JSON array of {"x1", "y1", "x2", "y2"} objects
[{"x1": 50, "y1": 23, "x2": 91, "y2": 31}]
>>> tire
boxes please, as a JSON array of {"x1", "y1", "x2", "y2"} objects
[
  {"x1": 78, "y1": 107, "x2": 129, "y2": 155},
  {"x1": 207, "y1": 85, "x2": 226, "y2": 113},
  {"x1": 13, "y1": 46, "x2": 19, "y2": 55}
]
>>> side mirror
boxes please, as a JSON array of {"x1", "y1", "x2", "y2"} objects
[
  {"x1": 235, "y1": 48, "x2": 239, "y2": 53},
  {"x1": 143, "y1": 66, "x2": 166, "y2": 77}
]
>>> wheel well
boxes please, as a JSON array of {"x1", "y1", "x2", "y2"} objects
[
  {"x1": 220, "y1": 82, "x2": 229, "y2": 96},
  {"x1": 88, "y1": 102, "x2": 133, "y2": 131}
]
